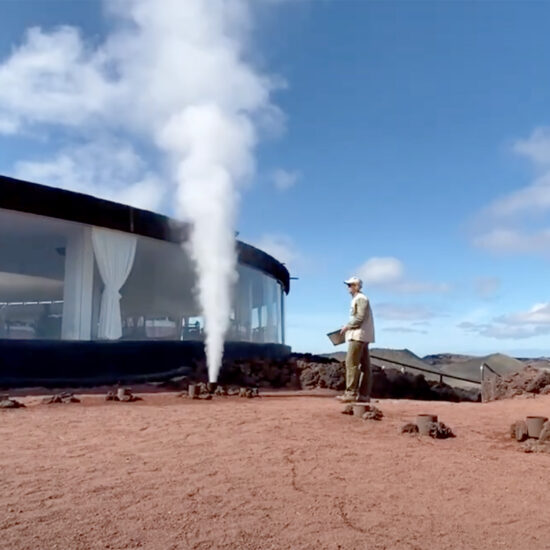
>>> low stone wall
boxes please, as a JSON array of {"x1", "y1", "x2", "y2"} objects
[{"x1": 177, "y1": 354, "x2": 480, "y2": 402}]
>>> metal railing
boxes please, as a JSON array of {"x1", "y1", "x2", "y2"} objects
[{"x1": 370, "y1": 353, "x2": 481, "y2": 386}]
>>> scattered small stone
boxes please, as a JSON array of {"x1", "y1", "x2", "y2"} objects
[
  {"x1": 427, "y1": 421, "x2": 455, "y2": 439},
  {"x1": 0, "y1": 397, "x2": 25, "y2": 409},
  {"x1": 521, "y1": 439, "x2": 550, "y2": 453},
  {"x1": 227, "y1": 386, "x2": 240, "y2": 396},
  {"x1": 510, "y1": 420, "x2": 529, "y2": 442},
  {"x1": 341, "y1": 405, "x2": 354, "y2": 415},
  {"x1": 238, "y1": 387, "x2": 259, "y2": 398},
  {"x1": 105, "y1": 389, "x2": 141, "y2": 402},
  {"x1": 400, "y1": 423, "x2": 419, "y2": 434},
  {"x1": 42, "y1": 392, "x2": 80, "y2": 405},
  {"x1": 538, "y1": 422, "x2": 550, "y2": 443},
  {"x1": 362, "y1": 406, "x2": 383, "y2": 421},
  {"x1": 214, "y1": 385, "x2": 228, "y2": 396},
  {"x1": 105, "y1": 391, "x2": 117, "y2": 401}
]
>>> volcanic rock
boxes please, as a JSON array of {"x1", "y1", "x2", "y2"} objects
[
  {"x1": 362, "y1": 406, "x2": 383, "y2": 421},
  {"x1": 483, "y1": 365, "x2": 550, "y2": 402},
  {"x1": 0, "y1": 397, "x2": 25, "y2": 409},
  {"x1": 42, "y1": 392, "x2": 80, "y2": 405},
  {"x1": 427, "y1": 421, "x2": 455, "y2": 439},
  {"x1": 538, "y1": 422, "x2": 550, "y2": 443},
  {"x1": 341, "y1": 405, "x2": 354, "y2": 415},
  {"x1": 521, "y1": 439, "x2": 550, "y2": 453},
  {"x1": 510, "y1": 420, "x2": 529, "y2": 442},
  {"x1": 400, "y1": 423, "x2": 419, "y2": 434},
  {"x1": 105, "y1": 389, "x2": 141, "y2": 402}
]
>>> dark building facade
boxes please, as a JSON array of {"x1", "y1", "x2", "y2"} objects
[{"x1": 0, "y1": 175, "x2": 290, "y2": 387}]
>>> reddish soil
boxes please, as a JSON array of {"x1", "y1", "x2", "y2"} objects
[{"x1": 1, "y1": 392, "x2": 550, "y2": 550}]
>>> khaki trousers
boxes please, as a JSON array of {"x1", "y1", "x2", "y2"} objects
[{"x1": 345, "y1": 340, "x2": 372, "y2": 398}]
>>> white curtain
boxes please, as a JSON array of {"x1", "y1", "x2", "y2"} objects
[{"x1": 92, "y1": 227, "x2": 137, "y2": 340}]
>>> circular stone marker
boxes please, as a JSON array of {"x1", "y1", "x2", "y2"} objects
[
  {"x1": 526, "y1": 416, "x2": 548, "y2": 439},
  {"x1": 416, "y1": 414, "x2": 438, "y2": 436},
  {"x1": 352, "y1": 403, "x2": 368, "y2": 417}
]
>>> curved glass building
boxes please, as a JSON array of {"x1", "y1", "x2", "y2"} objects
[{"x1": 0, "y1": 175, "x2": 290, "y2": 386}]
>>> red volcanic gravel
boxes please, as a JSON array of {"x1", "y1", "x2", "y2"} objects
[{"x1": 1, "y1": 392, "x2": 550, "y2": 550}]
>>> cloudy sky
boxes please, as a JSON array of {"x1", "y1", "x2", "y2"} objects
[{"x1": 1, "y1": 1, "x2": 550, "y2": 357}]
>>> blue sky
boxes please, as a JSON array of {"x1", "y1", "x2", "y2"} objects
[{"x1": 1, "y1": 1, "x2": 550, "y2": 357}]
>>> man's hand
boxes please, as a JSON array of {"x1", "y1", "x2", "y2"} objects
[{"x1": 340, "y1": 325, "x2": 349, "y2": 336}]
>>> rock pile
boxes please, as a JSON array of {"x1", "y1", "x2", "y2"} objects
[
  {"x1": 482, "y1": 365, "x2": 550, "y2": 402},
  {"x1": 0, "y1": 396, "x2": 25, "y2": 409},
  {"x1": 105, "y1": 388, "x2": 141, "y2": 402},
  {"x1": 400, "y1": 423, "x2": 419, "y2": 434},
  {"x1": 510, "y1": 417, "x2": 550, "y2": 453},
  {"x1": 427, "y1": 421, "x2": 455, "y2": 439},
  {"x1": 181, "y1": 384, "x2": 259, "y2": 400},
  {"x1": 400, "y1": 418, "x2": 456, "y2": 439},
  {"x1": 363, "y1": 406, "x2": 383, "y2": 421},
  {"x1": 341, "y1": 403, "x2": 383, "y2": 421},
  {"x1": 42, "y1": 392, "x2": 80, "y2": 404}
]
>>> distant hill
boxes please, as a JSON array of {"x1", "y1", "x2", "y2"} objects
[
  {"x1": 323, "y1": 348, "x2": 442, "y2": 382},
  {"x1": 423, "y1": 353, "x2": 476, "y2": 367},
  {"x1": 439, "y1": 353, "x2": 524, "y2": 385},
  {"x1": 321, "y1": 348, "x2": 550, "y2": 388}
]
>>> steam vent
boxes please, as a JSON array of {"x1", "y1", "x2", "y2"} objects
[{"x1": 0, "y1": 175, "x2": 290, "y2": 387}]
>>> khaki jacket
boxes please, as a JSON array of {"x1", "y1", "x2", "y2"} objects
[{"x1": 346, "y1": 292, "x2": 375, "y2": 343}]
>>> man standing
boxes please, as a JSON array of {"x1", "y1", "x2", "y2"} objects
[{"x1": 338, "y1": 276, "x2": 375, "y2": 403}]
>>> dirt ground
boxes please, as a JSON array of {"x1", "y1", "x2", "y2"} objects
[{"x1": 1, "y1": 391, "x2": 550, "y2": 550}]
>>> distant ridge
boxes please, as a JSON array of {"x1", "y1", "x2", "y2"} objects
[
  {"x1": 321, "y1": 348, "x2": 546, "y2": 387},
  {"x1": 438, "y1": 353, "x2": 524, "y2": 383}
]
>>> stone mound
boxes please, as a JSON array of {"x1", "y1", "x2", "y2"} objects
[
  {"x1": 510, "y1": 420, "x2": 529, "y2": 442},
  {"x1": 0, "y1": 396, "x2": 25, "y2": 409},
  {"x1": 362, "y1": 406, "x2": 383, "y2": 421},
  {"x1": 105, "y1": 388, "x2": 141, "y2": 402},
  {"x1": 341, "y1": 404, "x2": 354, "y2": 415},
  {"x1": 400, "y1": 423, "x2": 419, "y2": 434},
  {"x1": 521, "y1": 439, "x2": 550, "y2": 453},
  {"x1": 482, "y1": 365, "x2": 550, "y2": 402},
  {"x1": 42, "y1": 392, "x2": 80, "y2": 405},
  {"x1": 427, "y1": 421, "x2": 455, "y2": 439},
  {"x1": 510, "y1": 419, "x2": 550, "y2": 453}
]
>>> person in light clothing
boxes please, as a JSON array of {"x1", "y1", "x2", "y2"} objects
[{"x1": 338, "y1": 276, "x2": 375, "y2": 403}]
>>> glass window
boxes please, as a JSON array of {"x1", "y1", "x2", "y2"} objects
[
  {"x1": 0, "y1": 208, "x2": 285, "y2": 345},
  {"x1": 0, "y1": 209, "x2": 64, "y2": 339}
]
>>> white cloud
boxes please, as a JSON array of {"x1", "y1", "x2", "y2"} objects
[
  {"x1": 458, "y1": 302, "x2": 550, "y2": 340},
  {"x1": 497, "y1": 302, "x2": 550, "y2": 325},
  {"x1": 271, "y1": 168, "x2": 299, "y2": 191},
  {"x1": 357, "y1": 257, "x2": 403, "y2": 285},
  {"x1": 251, "y1": 233, "x2": 298, "y2": 268},
  {"x1": 472, "y1": 127, "x2": 550, "y2": 255},
  {"x1": 513, "y1": 127, "x2": 550, "y2": 167},
  {"x1": 382, "y1": 326, "x2": 428, "y2": 335},
  {"x1": 474, "y1": 227, "x2": 550, "y2": 255},
  {"x1": 0, "y1": 26, "x2": 115, "y2": 134},
  {"x1": 13, "y1": 139, "x2": 164, "y2": 211},
  {"x1": 356, "y1": 256, "x2": 450, "y2": 294}
]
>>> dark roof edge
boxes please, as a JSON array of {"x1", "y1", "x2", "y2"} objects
[{"x1": 0, "y1": 174, "x2": 290, "y2": 293}]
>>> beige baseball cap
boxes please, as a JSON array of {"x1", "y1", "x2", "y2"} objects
[{"x1": 344, "y1": 276, "x2": 362, "y2": 288}]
